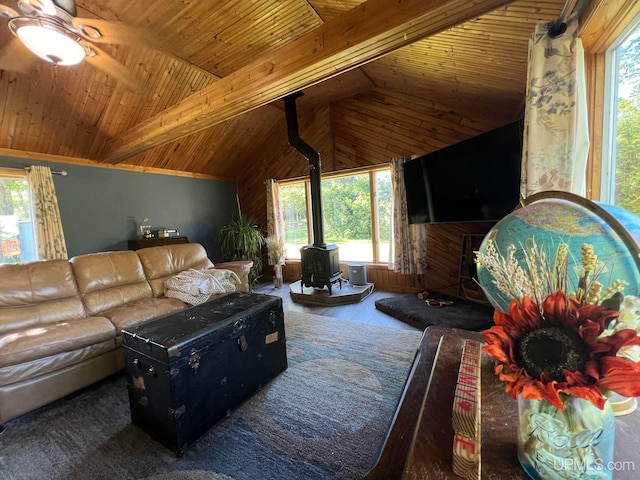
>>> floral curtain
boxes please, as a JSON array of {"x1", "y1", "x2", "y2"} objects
[
  {"x1": 521, "y1": 16, "x2": 589, "y2": 198},
  {"x1": 27, "y1": 165, "x2": 68, "y2": 260},
  {"x1": 265, "y1": 178, "x2": 285, "y2": 265},
  {"x1": 390, "y1": 156, "x2": 428, "y2": 274}
]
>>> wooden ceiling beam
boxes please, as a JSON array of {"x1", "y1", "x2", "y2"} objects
[{"x1": 100, "y1": 0, "x2": 515, "y2": 164}]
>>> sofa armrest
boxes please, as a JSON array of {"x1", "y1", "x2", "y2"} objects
[{"x1": 213, "y1": 261, "x2": 253, "y2": 292}]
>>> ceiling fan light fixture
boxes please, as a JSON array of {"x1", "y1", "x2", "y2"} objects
[{"x1": 9, "y1": 17, "x2": 87, "y2": 65}]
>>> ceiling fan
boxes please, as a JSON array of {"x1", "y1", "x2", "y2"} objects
[{"x1": 0, "y1": 0, "x2": 154, "y2": 89}]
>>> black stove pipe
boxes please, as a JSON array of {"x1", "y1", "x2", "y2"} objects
[{"x1": 284, "y1": 93, "x2": 325, "y2": 247}]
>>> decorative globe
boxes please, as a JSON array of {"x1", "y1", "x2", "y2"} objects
[{"x1": 476, "y1": 191, "x2": 640, "y2": 313}]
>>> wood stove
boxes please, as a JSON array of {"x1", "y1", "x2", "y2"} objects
[
  {"x1": 300, "y1": 244, "x2": 342, "y2": 294},
  {"x1": 284, "y1": 93, "x2": 343, "y2": 294}
]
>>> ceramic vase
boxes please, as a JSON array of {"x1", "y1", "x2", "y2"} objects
[{"x1": 273, "y1": 264, "x2": 283, "y2": 288}]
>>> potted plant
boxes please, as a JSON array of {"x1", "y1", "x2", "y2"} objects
[{"x1": 219, "y1": 215, "x2": 265, "y2": 289}]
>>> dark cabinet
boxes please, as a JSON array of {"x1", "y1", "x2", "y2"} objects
[{"x1": 128, "y1": 236, "x2": 189, "y2": 250}]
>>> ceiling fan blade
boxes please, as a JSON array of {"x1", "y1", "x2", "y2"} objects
[
  {"x1": 0, "y1": 3, "x2": 19, "y2": 17},
  {"x1": 85, "y1": 45, "x2": 141, "y2": 91},
  {"x1": 0, "y1": 37, "x2": 37, "y2": 72},
  {"x1": 71, "y1": 17, "x2": 168, "y2": 52}
]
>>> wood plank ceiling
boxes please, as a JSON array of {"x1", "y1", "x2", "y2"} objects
[{"x1": 0, "y1": 0, "x2": 568, "y2": 180}]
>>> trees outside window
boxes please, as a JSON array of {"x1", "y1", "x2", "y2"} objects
[
  {"x1": 280, "y1": 167, "x2": 391, "y2": 263},
  {"x1": 280, "y1": 182, "x2": 308, "y2": 260},
  {"x1": 0, "y1": 171, "x2": 37, "y2": 264}
]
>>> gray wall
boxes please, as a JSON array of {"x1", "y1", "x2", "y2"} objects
[{"x1": 0, "y1": 156, "x2": 238, "y2": 260}]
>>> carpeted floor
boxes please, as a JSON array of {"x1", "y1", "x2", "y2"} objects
[
  {"x1": 375, "y1": 291, "x2": 495, "y2": 331},
  {"x1": 0, "y1": 311, "x2": 421, "y2": 480}
]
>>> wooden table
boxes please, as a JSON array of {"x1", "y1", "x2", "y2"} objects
[{"x1": 365, "y1": 325, "x2": 640, "y2": 479}]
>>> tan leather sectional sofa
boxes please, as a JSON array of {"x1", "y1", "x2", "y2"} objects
[{"x1": 0, "y1": 243, "x2": 251, "y2": 425}]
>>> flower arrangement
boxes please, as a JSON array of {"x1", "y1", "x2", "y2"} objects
[
  {"x1": 265, "y1": 235, "x2": 285, "y2": 265},
  {"x1": 475, "y1": 238, "x2": 640, "y2": 410},
  {"x1": 476, "y1": 238, "x2": 640, "y2": 479},
  {"x1": 266, "y1": 235, "x2": 285, "y2": 288}
]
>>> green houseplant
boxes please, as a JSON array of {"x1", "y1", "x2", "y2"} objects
[{"x1": 219, "y1": 215, "x2": 265, "y2": 289}]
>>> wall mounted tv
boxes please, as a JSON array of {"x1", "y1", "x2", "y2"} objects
[{"x1": 403, "y1": 119, "x2": 523, "y2": 224}]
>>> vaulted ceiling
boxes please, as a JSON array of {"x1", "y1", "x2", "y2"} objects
[{"x1": 0, "y1": 0, "x2": 571, "y2": 180}]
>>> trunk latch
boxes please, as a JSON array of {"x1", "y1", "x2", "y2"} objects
[
  {"x1": 238, "y1": 334, "x2": 248, "y2": 352},
  {"x1": 188, "y1": 349, "x2": 201, "y2": 373}
]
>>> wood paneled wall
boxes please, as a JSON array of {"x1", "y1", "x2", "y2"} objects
[
  {"x1": 330, "y1": 88, "x2": 511, "y2": 171},
  {"x1": 237, "y1": 88, "x2": 517, "y2": 224},
  {"x1": 236, "y1": 87, "x2": 507, "y2": 296},
  {"x1": 237, "y1": 105, "x2": 335, "y2": 223}
]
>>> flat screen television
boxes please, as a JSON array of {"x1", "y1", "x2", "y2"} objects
[{"x1": 403, "y1": 119, "x2": 523, "y2": 224}]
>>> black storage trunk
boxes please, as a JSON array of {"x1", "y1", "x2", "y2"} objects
[{"x1": 121, "y1": 292, "x2": 287, "y2": 455}]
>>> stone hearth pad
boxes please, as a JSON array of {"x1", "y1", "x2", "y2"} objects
[{"x1": 289, "y1": 280, "x2": 374, "y2": 306}]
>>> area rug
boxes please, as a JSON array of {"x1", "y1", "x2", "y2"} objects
[
  {"x1": 375, "y1": 291, "x2": 495, "y2": 331},
  {"x1": 0, "y1": 312, "x2": 421, "y2": 480}
]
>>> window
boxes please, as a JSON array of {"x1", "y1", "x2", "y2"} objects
[
  {"x1": 0, "y1": 169, "x2": 37, "y2": 264},
  {"x1": 601, "y1": 18, "x2": 640, "y2": 214},
  {"x1": 280, "y1": 166, "x2": 391, "y2": 263},
  {"x1": 281, "y1": 181, "x2": 309, "y2": 260}
]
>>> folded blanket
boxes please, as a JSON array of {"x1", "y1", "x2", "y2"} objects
[{"x1": 164, "y1": 268, "x2": 241, "y2": 305}]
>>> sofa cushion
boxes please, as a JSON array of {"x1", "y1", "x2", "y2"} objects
[
  {"x1": 0, "y1": 316, "x2": 116, "y2": 367},
  {"x1": 104, "y1": 297, "x2": 186, "y2": 335},
  {"x1": 136, "y1": 243, "x2": 214, "y2": 297},
  {"x1": 70, "y1": 250, "x2": 153, "y2": 316},
  {"x1": 0, "y1": 260, "x2": 87, "y2": 335},
  {"x1": 0, "y1": 340, "x2": 116, "y2": 387}
]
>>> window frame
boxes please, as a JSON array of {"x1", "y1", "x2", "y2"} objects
[
  {"x1": 600, "y1": 13, "x2": 640, "y2": 205},
  {"x1": 581, "y1": 1, "x2": 640, "y2": 202},
  {"x1": 0, "y1": 167, "x2": 29, "y2": 180},
  {"x1": 279, "y1": 164, "x2": 391, "y2": 265}
]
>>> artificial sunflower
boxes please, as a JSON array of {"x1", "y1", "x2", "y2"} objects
[{"x1": 483, "y1": 290, "x2": 640, "y2": 410}]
